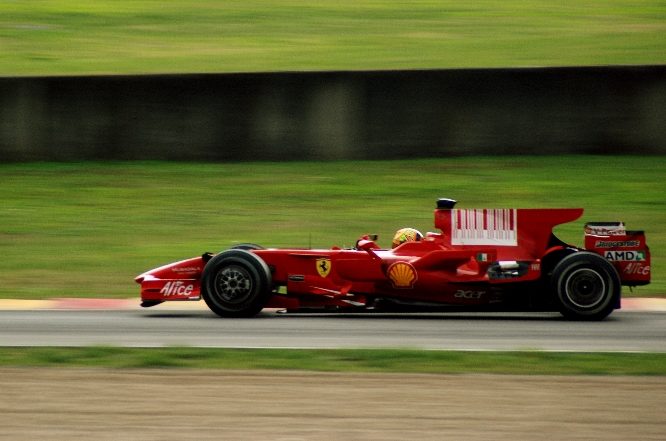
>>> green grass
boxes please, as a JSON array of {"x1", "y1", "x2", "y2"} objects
[
  {"x1": 1, "y1": 0, "x2": 664, "y2": 76},
  {"x1": 0, "y1": 347, "x2": 664, "y2": 375},
  {"x1": 0, "y1": 157, "x2": 663, "y2": 299}
]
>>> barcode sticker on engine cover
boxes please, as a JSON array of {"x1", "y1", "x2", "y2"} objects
[{"x1": 451, "y1": 209, "x2": 518, "y2": 246}]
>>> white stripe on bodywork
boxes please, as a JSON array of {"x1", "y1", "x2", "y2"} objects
[{"x1": 452, "y1": 209, "x2": 517, "y2": 246}]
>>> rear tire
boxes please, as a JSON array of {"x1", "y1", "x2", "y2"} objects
[
  {"x1": 201, "y1": 249, "x2": 272, "y2": 318},
  {"x1": 551, "y1": 252, "x2": 620, "y2": 321}
]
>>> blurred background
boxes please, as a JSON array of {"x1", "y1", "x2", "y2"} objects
[{"x1": 0, "y1": 1, "x2": 664, "y2": 298}]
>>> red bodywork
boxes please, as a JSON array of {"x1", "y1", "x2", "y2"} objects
[{"x1": 136, "y1": 204, "x2": 650, "y2": 313}]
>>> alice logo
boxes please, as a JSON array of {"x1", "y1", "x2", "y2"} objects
[{"x1": 387, "y1": 262, "x2": 417, "y2": 289}]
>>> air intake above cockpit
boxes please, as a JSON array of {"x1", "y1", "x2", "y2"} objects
[{"x1": 436, "y1": 198, "x2": 457, "y2": 209}]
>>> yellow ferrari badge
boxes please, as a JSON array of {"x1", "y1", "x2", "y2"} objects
[{"x1": 316, "y1": 258, "x2": 331, "y2": 278}]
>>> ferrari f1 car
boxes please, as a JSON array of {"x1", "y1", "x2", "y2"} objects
[{"x1": 136, "y1": 199, "x2": 650, "y2": 320}]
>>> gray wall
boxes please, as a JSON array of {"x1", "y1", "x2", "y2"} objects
[{"x1": 1, "y1": 66, "x2": 665, "y2": 161}]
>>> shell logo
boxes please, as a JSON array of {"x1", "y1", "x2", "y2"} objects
[{"x1": 387, "y1": 262, "x2": 417, "y2": 289}]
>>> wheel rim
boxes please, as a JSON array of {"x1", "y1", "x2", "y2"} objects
[
  {"x1": 213, "y1": 265, "x2": 253, "y2": 305},
  {"x1": 564, "y1": 268, "x2": 606, "y2": 309}
]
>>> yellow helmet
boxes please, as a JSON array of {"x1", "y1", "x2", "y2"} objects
[{"x1": 392, "y1": 228, "x2": 423, "y2": 248}]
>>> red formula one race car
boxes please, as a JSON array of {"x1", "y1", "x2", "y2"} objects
[{"x1": 136, "y1": 199, "x2": 651, "y2": 320}]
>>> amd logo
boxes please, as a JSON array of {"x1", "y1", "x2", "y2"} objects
[{"x1": 604, "y1": 251, "x2": 645, "y2": 262}]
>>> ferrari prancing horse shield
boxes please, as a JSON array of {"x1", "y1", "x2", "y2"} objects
[{"x1": 316, "y1": 258, "x2": 331, "y2": 277}]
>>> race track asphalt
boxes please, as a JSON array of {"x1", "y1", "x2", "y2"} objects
[
  {"x1": 0, "y1": 298, "x2": 664, "y2": 351},
  {"x1": 3, "y1": 299, "x2": 664, "y2": 441}
]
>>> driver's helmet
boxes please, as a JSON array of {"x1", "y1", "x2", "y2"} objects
[{"x1": 391, "y1": 228, "x2": 423, "y2": 248}]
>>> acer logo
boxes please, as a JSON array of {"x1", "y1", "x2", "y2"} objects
[
  {"x1": 455, "y1": 290, "x2": 485, "y2": 299},
  {"x1": 160, "y1": 281, "x2": 194, "y2": 296}
]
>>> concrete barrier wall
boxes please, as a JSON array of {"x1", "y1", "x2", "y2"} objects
[{"x1": 1, "y1": 66, "x2": 664, "y2": 161}]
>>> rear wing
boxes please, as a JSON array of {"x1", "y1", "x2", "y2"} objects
[
  {"x1": 434, "y1": 206, "x2": 584, "y2": 260},
  {"x1": 584, "y1": 222, "x2": 651, "y2": 286}
]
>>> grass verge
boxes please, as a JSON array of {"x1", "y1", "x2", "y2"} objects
[
  {"x1": 1, "y1": 0, "x2": 665, "y2": 75},
  {"x1": 0, "y1": 157, "x2": 663, "y2": 299},
  {"x1": 0, "y1": 347, "x2": 664, "y2": 376}
]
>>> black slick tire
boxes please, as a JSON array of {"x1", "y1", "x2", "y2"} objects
[
  {"x1": 201, "y1": 249, "x2": 272, "y2": 318},
  {"x1": 231, "y1": 243, "x2": 264, "y2": 251},
  {"x1": 550, "y1": 251, "x2": 620, "y2": 321}
]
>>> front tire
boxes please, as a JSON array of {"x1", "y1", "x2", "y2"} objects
[
  {"x1": 231, "y1": 243, "x2": 264, "y2": 251},
  {"x1": 551, "y1": 251, "x2": 620, "y2": 321},
  {"x1": 201, "y1": 249, "x2": 272, "y2": 318}
]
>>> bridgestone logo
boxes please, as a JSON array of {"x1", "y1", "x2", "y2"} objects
[{"x1": 595, "y1": 240, "x2": 640, "y2": 248}]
